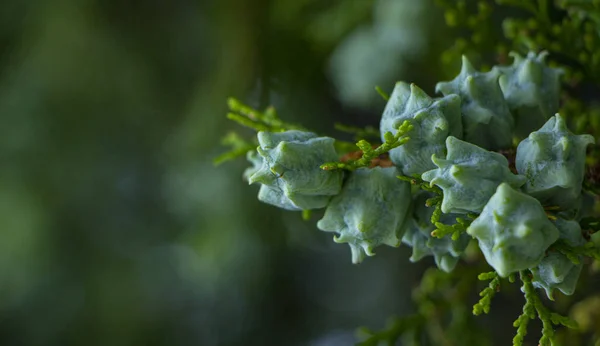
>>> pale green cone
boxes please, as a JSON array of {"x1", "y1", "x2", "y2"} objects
[
  {"x1": 493, "y1": 51, "x2": 563, "y2": 138},
  {"x1": 380, "y1": 82, "x2": 462, "y2": 176},
  {"x1": 467, "y1": 183, "x2": 559, "y2": 277},
  {"x1": 422, "y1": 136, "x2": 526, "y2": 214},
  {"x1": 516, "y1": 114, "x2": 595, "y2": 209},
  {"x1": 246, "y1": 130, "x2": 344, "y2": 210},
  {"x1": 532, "y1": 218, "x2": 585, "y2": 300},
  {"x1": 401, "y1": 191, "x2": 470, "y2": 272},
  {"x1": 317, "y1": 167, "x2": 412, "y2": 263},
  {"x1": 436, "y1": 55, "x2": 514, "y2": 150}
]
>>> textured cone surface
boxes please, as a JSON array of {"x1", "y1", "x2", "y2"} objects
[
  {"x1": 436, "y1": 55, "x2": 514, "y2": 150},
  {"x1": 532, "y1": 218, "x2": 585, "y2": 299},
  {"x1": 246, "y1": 130, "x2": 343, "y2": 210},
  {"x1": 493, "y1": 51, "x2": 563, "y2": 138},
  {"x1": 317, "y1": 167, "x2": 412, "y2": 263},
  {"x1": 401, "y1": 191, "x2": 470, "y2": 272},
  {"x1": 422, "y1": 136, "x2": 526, "y2": 214},
  {"x1": 467, "y1": 183, "x2": 559, "y2": 277},
  {"x1": 516, "y1": 114, "x2": 595, "y2": 209},
  {"x1": 380, "y1": 82, "x2": 462, "y2": 175}
]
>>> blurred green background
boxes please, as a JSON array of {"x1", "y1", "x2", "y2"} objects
[{"x1": 0, "y1": 1, "x2": 543, "y2": 345}]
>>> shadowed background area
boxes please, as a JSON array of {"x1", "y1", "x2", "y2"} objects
[{"x1": 0, "y1": 1, "x2": 556, "y2": 345}]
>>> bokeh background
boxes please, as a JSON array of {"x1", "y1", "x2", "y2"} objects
[{"x1": 1, "y1": 1, "x2": 590, "y2": 345}]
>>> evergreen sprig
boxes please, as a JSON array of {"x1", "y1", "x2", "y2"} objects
[
  {"x1": 473, "y1": 271, "x2": 501, "y2": 315},
  {"x1": 226, "y1": 97, "x2": 307, "y2": 132},
  {"x1": 431, "y1": 215, "x2": 476, "y2": 240},
  {"x1": 219, "y1": 3, "x2": 600, "y2": 344},
  {"x1": 213, "y1": 132, "x2": 257, "y2": 165},
  {"x1": 427, "y1": 195, "x2": 444, "y2": 223},
  {"x1": 217, "y1": 99, "x2": 316, "y2": 165},
  {"x1": 513, "y1": 270, "x2": 578, "y2": 346},
  {"x1": 512, "y1": 273, "x2": 536, "y2": 346},
  {"x1": 397, "y1": 175, "x2": 445, "y2": 228},
  {"x1": 396, "y1": 175, "x2": 475, "y2": 240},
  {"x1": 397, "y1": 174, "x2": 443, "y2": 195},
  {"x1": 320, "y1": 120, "x2": 413, "y2": 171}
]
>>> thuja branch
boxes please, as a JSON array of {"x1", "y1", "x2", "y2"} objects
[
  {"x1": 513, "y1": 270, "x2": 577, "y2": 346},
  {"x1": 218, "y1": 8, "x2": 600, "y2": 340},
  {"x1": 473, "y1": 271, "x2": 501, "y2": 315},
  {"x1": 215, "y1": 99, "x2": 298, "y2": 165},
  {"x1": 217, "y1": 99, "x2": 316, "y2": 165},
  {"x1": 432, "y1": 214, "x2": 476, "y2": 240},
  {"x1": 320, "y1": 120, "x2": 413, "y2": 171},
  {"x1": 397, "y1": 174, "x2": 442, "y2": 195},
  {"x1": 213, "y1": 132, "x2": 256, "y2": 165},
  {"x1": 424, "y1": 193, "x2": 472, "y2": 240},
  {"x1": 512, "y1": 272, "x2": 536, "y2": 346},
  {"x1": 397, "y1": 174, "x2": 476, "y2": 240},
  {"x1": 226, "y1": 98, "x2": 307, "y2": 132}
]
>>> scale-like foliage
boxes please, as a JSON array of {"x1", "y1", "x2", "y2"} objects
[
  {"x1": 217, "y1": 3, "x2": 600, "y2": 342},
  {"x1": 317, "y1": 167, "x2": 412, "y2": 263}
]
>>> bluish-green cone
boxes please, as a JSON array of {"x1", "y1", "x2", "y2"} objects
[
  {"x1": 493, "y1": 51, "x2": 563, "y2": 138},
  {"x1": 436, "y1": 56, "x2": 514, "y2": 150},
  {"x1": 317, "y1": 167, "x2": 412, "y2": 263},
  {"x1": 380, "y1": 82, "x2": 462, "y2": 175},
  {"x1": 467, "y1": 183, "x2": 559, "y2": 277},
  {"x1": 532, "y1": 218, "x2": 585, "y2": 300},
  {"x1": 246, "y1": 130, "x2": 344, "y2": 210},
  {"x1": 421, "y1": 136, "x2": 526, "y2": 214},
  {"x1": 401, "y1": 191, "x2": 470, "y2": 272},
  {"x1": 516, "y1": 114, "x2": 595, "y2": 209}
]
